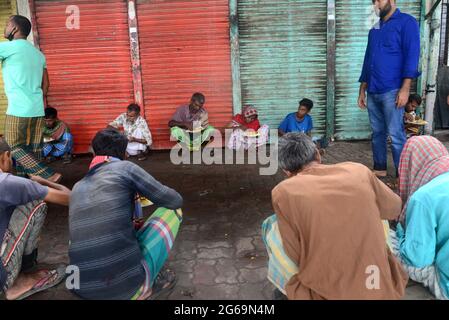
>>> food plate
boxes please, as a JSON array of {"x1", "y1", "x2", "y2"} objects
[
  {"x1": 244, "y1": 131, "x2": 260, "y2": 137},
  {"x1": 406, "y1": 119, "x2": 428, "y2": 126},
  {"x1": 139, "y1": 197, "x2": 153, "y2": 207},
  {"x1": 187, "y1": 127, "x2": 203, "y2": 133}
]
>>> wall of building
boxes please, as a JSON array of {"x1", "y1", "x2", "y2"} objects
[{"x1": 2, "y1": 0, "x2": 440, "y2": 150}]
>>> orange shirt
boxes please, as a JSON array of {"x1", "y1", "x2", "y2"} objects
[{"x1": 272, "y1": 162, "x2": 408, "y2": 300}]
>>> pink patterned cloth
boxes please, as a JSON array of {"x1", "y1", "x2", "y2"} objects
[
  {"x1": 242, "y1": 105, "x2": 258, "y2": 118},
  {"x1": 89, "y1": 156, "x2": 109, "y2": 170},
  {"x1": 398, "y1": 136, "x2": 449, "y2": 222}
]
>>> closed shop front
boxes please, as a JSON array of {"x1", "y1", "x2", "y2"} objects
[
  {"x1": 0, "y1": 0, "x2": 16, "y2": 135},
  {"x1": 137, "y1": 0, "x2": 233, "y2": 149},
  {"x1": 237, "y1": 0, "x2": 328, "y2": 137},
  {"x1": 35, "y1": 0, "x2": 134, "y2": 153},
  {"x1": 335, "y1": 0, "x2": 422, "y2": 140},
  {"x1": 29, "y1": 0, "x2": 427, "y2": 150}
]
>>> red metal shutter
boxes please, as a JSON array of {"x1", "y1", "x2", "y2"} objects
[
  {"x1": 35, "y1": 0, "x2": 134, "y2": 153},
  {"x1": 137, "y1": 0, "x2": 233, "y2": 149}
]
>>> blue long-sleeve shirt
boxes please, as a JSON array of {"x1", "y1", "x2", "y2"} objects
[
  {"x1": 396, "y1": 171, "x2": 449, "y2": 298},
  {"x1": 359, "y1": 9, "x2": 421, "y2": 94}
]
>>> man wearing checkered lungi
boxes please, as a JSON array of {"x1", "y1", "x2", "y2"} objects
[{"x1": 0, "y1": 15, "x2": 61, "y2": 181}]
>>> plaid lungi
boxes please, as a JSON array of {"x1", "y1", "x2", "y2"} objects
[
  {"x1": 262, "y1": 215, "x2": 393, "y2": 296},
  {"x1": 43, "y1": 132, "x2": 74, "y2": 158},
  {"x1": 170, "y1": 125, "x2": 215, "y2": 151},
  {"x1": 1, "y1": 201, "x2": 48, "y2": 292},
  {"x1": 131, "y1": 207, "x2": 183, "y2": 300},
  {"x1": 262, "y1": 214, "x2": 299, "y2": 295},
  {"x1": 4, "y1": 115, "x2": 54, "y2": 178}
]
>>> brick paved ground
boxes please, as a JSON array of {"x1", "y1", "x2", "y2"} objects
[{"x1": 9, "y1": 135, "x2": 448, "y2": 300}]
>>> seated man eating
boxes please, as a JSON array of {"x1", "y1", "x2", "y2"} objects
[
  {"x1": 168, "y1": 92, "x2": 215, "y2": 151},
  {"x1": 0, "y1": 138, "x2": 71, "y2": 300},
  {"x1": 262, "y1": 133, "x2": 408, "y2": 300},
  {"x1": 109, "y1": 103, "x2": 152, "y2": 161},
  {"x1": 69, "y1": 129, "x2": 183, "y2": 300},
  {"x1": 42, "y1": 107, "x2": 73, "y2": 164}
]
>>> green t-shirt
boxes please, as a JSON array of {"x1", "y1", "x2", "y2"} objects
[{"x1": 0, "y1": 39, "x2": 46, "y2": 118}]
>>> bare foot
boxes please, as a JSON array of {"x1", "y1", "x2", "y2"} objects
[
  {"x1": 5, "y1": 270, "x2": 49, "y2": 300},
  {"x1": 48, "y1": 173, "x2": 62, "y2": 183},
  {"x1": 138, "y1": 288, "x2": 153, "y2": 300}
]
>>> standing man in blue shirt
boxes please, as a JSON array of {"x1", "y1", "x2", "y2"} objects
[{"x1": 358, "y1": 0, "x2": 420, "y2": 177}]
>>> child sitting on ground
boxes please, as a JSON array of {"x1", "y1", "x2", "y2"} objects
[
  {"x1": 278, "y1": 98, "x2": 328, "y2": 152},
  {"x1": 226, "y1": 105, "x2": 269, "y2": 150},
  {"x1": 404, "y1": 94, "x2": 423, "y2": 138},
  {"x1": 43, "y1": 107, "x2": 73, "y2": 164}
]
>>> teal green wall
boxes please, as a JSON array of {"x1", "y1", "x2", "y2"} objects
[
  {"x1": 237, "y1": 0, "x2": 328, "y2": 137},
  {"x1": 234, "y1": 0, "x2": 423, "y2": 140},
  {"x1": 335, "y1": 0, "x2": 422, "y2": 140}
]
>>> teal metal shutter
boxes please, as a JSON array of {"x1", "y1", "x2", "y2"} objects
[
  {"x1": 238, "y1": 0, "x2": 328, "y2": 137},
  {"x1": 335, "y1": 1, "x2": 422, "y2": 140}
]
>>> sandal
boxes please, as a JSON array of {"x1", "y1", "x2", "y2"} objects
[
  {"x1": 137, "y1": 154, "x2": 147, "y2": 161},
  {"x1": 45, "y1": 156, "x2": 55, "y2": 164},
  {"x1": 62, "y1": 154, "x2": 72, "y2": 164},
  {"x1": 15, "y1": 265, "x2": 67, "y2": 300},
  {"x1": 148, "y1": 268, "x2": 177, "y2": 300},
  {"x1": 48, "y1": 173, "x2": 63, "y2": 184}
]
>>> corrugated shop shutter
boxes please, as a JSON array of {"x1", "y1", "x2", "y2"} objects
[
  {"x1": 137, "y1": 0, "x2": 233, "y2": 149},
  {"x1": 238, "y1": 0, "x2": 328, "y2": 137},
  {"x1": 0, "y1": 0, "x2": 16, "y2": 135},
  {"x1": 335, "y1": 1, "x2": 422, "y2": 140},
  {"x1": 35, "y1": 0, "x2": 134, "y2": 153}
]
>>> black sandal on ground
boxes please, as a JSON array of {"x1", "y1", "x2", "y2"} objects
[
  {"x1": 137, "y1": 154, "x2": 147, "y2": 161},
  {"x1": 45, "y1": 156, "x2": 55, "y2": 164},
  {"x1": 63, "y1": 154, "x2": 72, "y2": 164},
  {"x1": 148, "y1": 268, "x2": 177, "y2": 300}
]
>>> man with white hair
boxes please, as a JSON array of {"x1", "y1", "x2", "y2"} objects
[{"x1": 262, "y1": 133, "x2": 408, "y2": 300}]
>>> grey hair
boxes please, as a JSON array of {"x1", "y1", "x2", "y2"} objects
[
  {"x1": 278, "y1": 133, "x2": 317, "y2": 172},
  {"x1": 0, "y1": 137, "x2": 11, "y2": 154}
]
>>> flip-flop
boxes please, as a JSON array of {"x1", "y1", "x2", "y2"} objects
[
  {"x1": 15, "y1": 265, "x2": 67, "y2": 300},
  {"x1": 148, "y1": 269, "x2": 177, "y2": 300},
  {"x1": 48, "y1": 173, "x2": 63, "y2": 184}
]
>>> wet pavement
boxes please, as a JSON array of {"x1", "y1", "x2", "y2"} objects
[{"x1": 17, "y1": 136, "x2": 449, "y2": 300}]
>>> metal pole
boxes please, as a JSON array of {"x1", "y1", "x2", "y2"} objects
[
  {"x1": 418, "y1": 0, "x2": 429, "y2": 98},
  {"x1": 326, "y1": 0, "x2": 336, "y2": 140},
  {"x1": 229, "y1": 0, "x2": 242, "y2": 115},
  {"x1": 127, "y1": 0, "x2": 145, "y2": 117},
  {"x1": 424, "y1": 1, "x2": 442, "y2": 134},
  {"x1": 28, "y1": 0, "x2": 40, "y2": 48}
]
